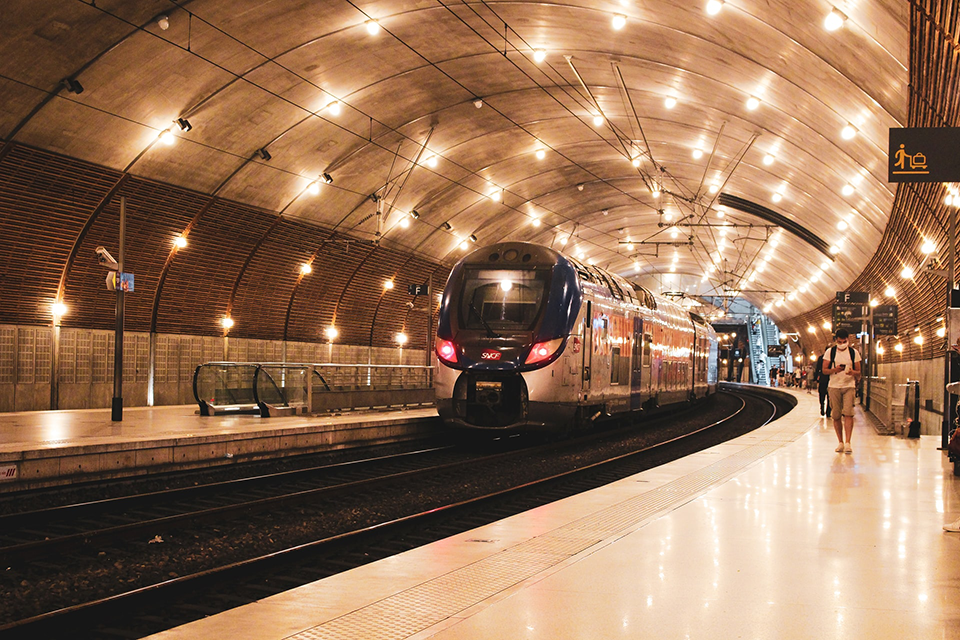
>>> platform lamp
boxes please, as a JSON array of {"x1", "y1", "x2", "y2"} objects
[{"x1": 50, "y1": 302, "x2": 67, "y2": 410}]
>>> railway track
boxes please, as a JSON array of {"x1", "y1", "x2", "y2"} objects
[{"x1": 0, "y1": 387, "x2": 789, "y2": 638}]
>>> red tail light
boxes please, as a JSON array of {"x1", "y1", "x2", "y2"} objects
[
  {"x1": 435, "y1": 337, "x2": 457, "y2": 364},
  {"x1": 525, "y1": 337, "x2": 564, "y2": 365}
]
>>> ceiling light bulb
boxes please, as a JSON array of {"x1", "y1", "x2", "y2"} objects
[
  {"x1": 157, "y1": 15, "x2": 170, "y2": 30},
  {"x1": 869, "y1": 298, "x2": 878, "y2": 307},
  {"x1": 490, "y1": 189, "x2": 501, "y2": 201},
  {"x1": 894, "y1": 343, "x2": 903, "y2": 352},
  {"x1": 938, "y1": 326, "x2": 947, "y2": 338},
  {"x1": 460, "y1": 240, "x2": 470, "y2": 250},
  {"x1": 763, "y1": 154, "x2": 775, "y2": 165},
  {"x1": 326, "y1": 101, "x2": 341, "y2": 116},
  {"x1": 692, "y1": 148, "x2": 704, "y2": 159},
  {"x1": 593, "y1": 114, "x2": 605, "y2": 127},
  {"x1": 365, "y1": 20, "x2": 380, "y2": 35},
  {"x1": 612, "y1": 14, "x2": 627, "y2": 30},
  {"x1": 325, "y1": 326, "x2": 338, "y2": 340},
  {"x1": 901, "y1": 266, "x2": 914, "y2": 278},
  {"x1": 396, "y1": 332, "x2": 408, "y2": 345},
  {"x1": 772, "y1": 192, "x2": 782, "y2": 202},
  {"x1": 837, "y1": 220, "x2": 848, "y2": 230},
  {"x1": 824, "y1": 7, "x2": 847, "y2": 31},
  {"x1": 829, "y1": 244, "x2": 840, "y2": 254},
  {"x1": 706, "y1": 0, "x2": 723, "y2": 16},
  {"x1": 533, "y1": 49, "x2": 546, "y2": 62},
  {"x1": 716, "y1": 209, "x2": 725, "y2": 218},
  {"x1": 664, "y1": 211, "x2": 673, "y2": 221},
  {"x1": 473, "y1": 98, "x2": 483, "y2": 109},
  {"x1": 921, "y1": 239, "x2": 937, "y2": 254},
  {"x1": 841, "y1": 124, "x2": 857, "y2": 139},
  {"x1": 652, "y1": 188, "x2": 661, "y2": 198},
  {"x1": 159, "y1": 129, "x2": 175, "y2": 145},
  {"x1": 914, "y1": 335, "x2": 924, "y2": 345},
  {"x1": 559, "y1": 236, "x2": 568, "y2": 245},
  {"x1": 842, "y1": 184, "x2": 855, "y2": 196},
  {"x1": 383, "y1": 279, "x2": 394, "y2": 290},
  {"x1": 426, "y1": 155, "x2": 438, "y2": 168},
  {"x1": 300, "y1": 263, "x2": 312, "y2": 275},
  {"x1": 632, "y1": 157, "x2": 640, "y2": 167},
  {"x1": 399, "y1": 216, "x2": 410, "y2": 228},
  {"x1": 709, "y1": 183, "x2": 719, "y2": 194},
  {"x1": 52, "y1": 302, "x2": 67, "y2": 317},
  {"x1": 174, "y1": 236, "x2": 187, "y2": 249},
  {"x1": 626, "y1": 242, "x2": 634, "y2": 251},
  {"x1": 221, "y1": 317, "x2": 234, "y2": 329},
  {"x1": 746, "y1": 96, "x2": 761, "y2": 110},
  {"x1": 946, "y1": 194, "x2": 955, "y2": 206},
  {"x1": 307, "y1": 181, "x2": 320, "y2": 195},
  {"x1": 536, "y1": 149, "x2": 546, "y2": 160},
  {"x1": 531, "y1": 217, "x2": 541, "y2": 227},
  {"x1": 885, "y1": 285, "x2": 895, "y2": 297},
  {"x1": 664, "y1": 96, "x2": 677, "y2": 109}
]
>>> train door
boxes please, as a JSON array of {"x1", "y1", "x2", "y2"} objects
[
  {"x1": 643, "y1": 330, "x2": 653, "y2": 403},
  {"x1": 630, "y1": 317, "x2": 643, "y2": 410},
  {"x1": 582, "y1": 301, "x2": 592, "y2": 392}
]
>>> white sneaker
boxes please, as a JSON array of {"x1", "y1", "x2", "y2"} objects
[{"x1": 944, "y1": 518, "x2": 960, "y2": 532}]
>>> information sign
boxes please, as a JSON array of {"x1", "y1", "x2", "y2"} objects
[
  {"x1": 407, "y1": 283, "x2": 429, "y2": 296},
  {"x1": 889, "y1": 127, "x2": 960, "y2": 183},
  {"x1": 873, "y1": 304, "x2": 899, "y2": 336},
  {"x1": 836, "y1": 291, "x2": 868, "y2": 304},
  {"x1": 105, "y1": 271, "x2": 135, "y2": 292},
  {"x1": 767, "y1": 344, "x2": 785, "y2": 357},
  {"x1": 833, "y1": 303, "x2": 865, "y2": 334}
]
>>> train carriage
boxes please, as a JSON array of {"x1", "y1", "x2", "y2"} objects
[{"x1": 434, "y1": 242, "x2": 718, "y2": 434}]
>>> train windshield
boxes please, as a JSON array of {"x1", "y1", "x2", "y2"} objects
[{"x1": 459, "y1": 268, "x2": 549, "y2": 332}]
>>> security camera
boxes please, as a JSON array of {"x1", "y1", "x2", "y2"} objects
[{"x1": 95, "y1": 246, "x2": 118, "y2": 270}]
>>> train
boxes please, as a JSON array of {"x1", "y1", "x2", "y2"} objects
[{"x1": 433, "y1": 242, "x2": 719, "y2": 435}]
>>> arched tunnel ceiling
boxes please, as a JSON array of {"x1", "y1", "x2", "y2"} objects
[{"x1": 3, "y1": 0, "x2": 908, "y2": 323}]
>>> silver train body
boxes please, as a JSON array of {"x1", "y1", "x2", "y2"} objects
[{"x1": 434, "y1": 242, "x2": 719, "y2": 434}]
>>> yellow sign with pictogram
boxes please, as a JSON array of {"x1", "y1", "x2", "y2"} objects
[{"x1": 889, "y1": 128, "x2": 960, "y2": 182}]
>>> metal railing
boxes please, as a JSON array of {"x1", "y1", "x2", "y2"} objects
[{"x1": 194, "y1": 362, "x2": 434, "y2": 417}]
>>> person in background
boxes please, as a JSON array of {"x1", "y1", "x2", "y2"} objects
[
  {"x1": 823, "y1": 328, "x2": 862, "y2": 453},
  {"x1": 769, "y1": 366, "x2": 779, "y2": 387},
  {"x1": 814, "y1": 353, "x2": 830, "y2": 415}
]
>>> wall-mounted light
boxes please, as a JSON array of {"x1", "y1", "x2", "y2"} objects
[
  {"x1": 824, "y1": 7, "x2": 847, "y2": 31},
  {"x1": 300, "y1": 263, "x2": 312, "y2": 275},
  {"x1": 256, "y1": 148, "x2": 272, "y2": 161},
  {"x1": 473, "y1": 98, "x2": 483, "y2": 109},
  {"x1": 60, "y1": 78, "x2": 84, "y2": 94},
  {"x1": 611, "y1": 14, "x2": 627, "y2": 30},
  {"x1": 706, "y1": 0, "x2": 724, "y2": 16},
  {"x1": 221, "y1": 317, "x2": 234, "y2": 329},
  {"x1": 175, "y1": 118, "x2": 192, "y2": 132},
  {"x1": 383, "y1": 279, "x2": 394, "y2": 290},
  {"x1": 156, "y1": 14, "x2": 170, "y2": 30},
  {"x1": 324, "y1": 326, "x2": 338, "y2": 340},
  {"x1": 174, "y1": 236, "x2": 187, "y2": 249},
  {"x1": 396, "y1": 332, "x2": 408, "y2": 345},
  {"x1": 51, "y1": 302, "x2": 67, "y2": 325}
]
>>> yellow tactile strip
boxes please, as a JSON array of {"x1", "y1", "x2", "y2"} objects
[{"x1": 290, "y1": 417, "x2": 813, "y2": 640}]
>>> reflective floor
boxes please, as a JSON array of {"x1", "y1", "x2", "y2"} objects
[{"x1": 148, "y1": 390, "x2": 960, "y2": 640}]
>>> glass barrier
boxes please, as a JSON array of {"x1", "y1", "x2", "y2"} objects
[{"x1": 194, "y1": 362, "x2": 434, "y2": 416}]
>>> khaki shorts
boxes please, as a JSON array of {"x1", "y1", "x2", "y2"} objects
[{"x1": 828, "y1": 387, "x2": 857, "y2": 417}]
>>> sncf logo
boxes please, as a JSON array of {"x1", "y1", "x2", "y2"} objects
[{"x1": 480, "y1": 350, "x2": 501, "y2": 360}]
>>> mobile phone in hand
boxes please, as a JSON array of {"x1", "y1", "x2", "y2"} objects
[{"x1": 838, "y1": 364, "x2": 846, "y2": 371}]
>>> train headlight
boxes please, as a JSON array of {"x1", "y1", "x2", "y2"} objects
[
  {"x1": 436, "y1": 337, "x2": 457, "y2": 364},
  {"x1": 524, "y1": 337, "x2": 564, "y2": 365}
]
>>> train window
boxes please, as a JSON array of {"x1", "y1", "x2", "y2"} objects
[
  {"x1": 611, "y1": 347, "x2": 621, "y2": 384},
  {"x1": 459, "y1": 268, "x2": 550, "y2": 331}
]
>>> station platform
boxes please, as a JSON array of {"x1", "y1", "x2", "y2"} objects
[
  {"x1": 0, "y1": 404, "x2": 439, "y2": 491},
  {"x1": 148, "y1": 388, "x2": 960, "y2": 639}
]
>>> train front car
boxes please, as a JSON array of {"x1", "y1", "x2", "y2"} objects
[{"x1": 434, "y1": 243, "x2": 581, "y2": 433}]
